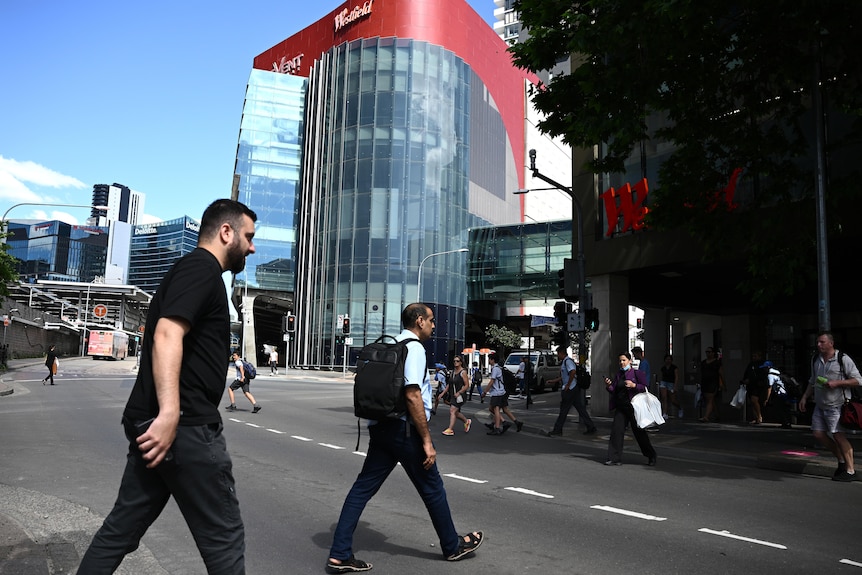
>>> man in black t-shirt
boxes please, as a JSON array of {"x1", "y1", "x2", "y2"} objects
[{"x1": 78, "y1": 199, "x2": 257, "y2": 575}]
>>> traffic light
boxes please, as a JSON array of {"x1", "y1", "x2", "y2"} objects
[
  {"x1": 286, "y1": 314, "x2": 296, "y2": 333},
  {"x1": 342, "y1": 316, "x2": 350, "y2": 334},
  {"x1": 556, "y1": 258, "x2": 579, "y2": 303},
  {"x1": 585, "y1": 308, "x2": 600, "y2": 332},
  {"x1": 636, "y1": 318, "x2": 643, "y2": 329},
  {"x1": 553, "y1": 301, "x2": 570, "y2": 326}
]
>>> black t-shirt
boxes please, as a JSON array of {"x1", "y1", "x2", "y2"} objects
[{"x1": 124, "y1": 248, "x2": 230, "y2": 426}]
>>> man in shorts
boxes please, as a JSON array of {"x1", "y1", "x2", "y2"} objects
[
  {"x1": 798, "y1": 331, "x2": 862, "y2": 482},
  {"x1": 226, "y1": 352, "x2": 261, "y2": 413}
]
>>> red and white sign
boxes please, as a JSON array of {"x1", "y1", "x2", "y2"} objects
[{"x1": 93, "y1": 304, "x2": 108, "y2": 318}]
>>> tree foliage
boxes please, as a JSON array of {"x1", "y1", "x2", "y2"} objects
[
  {"x1": 0, "y1": 232, "x2": 18, "y2": 297},
  {"x1": 485, "y1": 324, "x2": 523, "y2": 356},
  {"x1": 510, "y1": 0, "x2": 862, "y2": 306}
]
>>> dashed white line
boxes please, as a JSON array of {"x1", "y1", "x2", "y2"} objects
[
  {"x1": 698, "y1": 528, "x2": 786, "y2": 549},
  {"x1": 318, "y1": 443, "x2": 346, "y2": 450},
  {"x1": 591, "y1": 505, "x2": 667, "y2": 521},
  {"x1": 245, "y1": 423, "x2": 262, "y2": 428},
  {"x1": 444, "y1": 473, "x2": 487, "y2": 484},
  {"x1": 840, "y1": 559, "x2": 862, "y2": 568},
  {"x1": 266, "y1": 429, "x2": 285, "y2": 434},
  {"x1": 291, "y1": 435, "x2": 313, "y2": 441},
  {"x1": 505, "y1": 487, "x2": 554, "y2": 499}
]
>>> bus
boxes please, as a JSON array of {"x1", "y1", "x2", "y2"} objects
[{"x1": 87, "y1": 330, "x2": 130, "y2": 360}]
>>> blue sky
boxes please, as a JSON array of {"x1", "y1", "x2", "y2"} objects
[{"x1": 0, "y1": 0, "x2": 496, "y2": 226}]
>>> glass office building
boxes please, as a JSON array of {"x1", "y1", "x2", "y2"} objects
[
  {"x1": 6, "y1": 221, "x2": 108, "y2": 283},
  {"x1": 241, "y1": 0, "x2": 531, "y2": 368},
  {"x1": 128, "y1": 217, "x2": 199, "y2": 294}
]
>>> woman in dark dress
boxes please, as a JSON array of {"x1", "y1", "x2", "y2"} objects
[
  {"x1": 42, "y1": 345, "x2": 58, "y2": 385},
  {"x1": 604, "y1": 351, "x2": 657, "y2": 466}
]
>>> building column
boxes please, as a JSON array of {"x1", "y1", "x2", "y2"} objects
[
  {"x1": 242, "y1": 295, "x2": 258, "y2": 365},
  {"x1": 588, "y1": 273, "x2": 630, "y2": 417}
]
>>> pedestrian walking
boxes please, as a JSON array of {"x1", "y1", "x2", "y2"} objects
[
  {"x1": 269, "y1": 347, "x2": 279, "y2": 375},
  {"x1": 326, "y1": 303, "x2": 483, "y2": 573},
  {"x1": 438, "y1": 357, "x2": 471, "y2": 435},
  {"x1": 77, "y1": 199, "x2": 257, "y2": 574},
  {"x1": 42, "y1": 344, "x2": 58, "y2": 385},
  {"x1": 798, "y1": 331, "x2": 862, "y2": 482},
  {"x1": 468, "y1": 361, "x2": 484, "y2": 402},
  {"x1": 225, "y1": 353, "x2": 261, "y2": 413},
  {"x1": 604, "y1": 351, "x2": 657, "y2": 466},
  {"x1": 544, "y1": 347, "x2": 596, "y2": 436},
  {"x1": 762, "y1": 361, "x2": 792, "y2": 428}
]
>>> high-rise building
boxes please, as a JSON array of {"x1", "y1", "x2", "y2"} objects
[
  {"x1": 234, "y1": 0, "x2": 570, "y2": 367},
  {"x1": 128, "y1": 216, "x2": 200, "y2": 295},
  {"x1": 91, "y1": 183, "x2": 145, "y2": 226}
]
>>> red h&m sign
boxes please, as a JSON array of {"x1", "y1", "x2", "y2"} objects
[{"x1": 601, "y1": 168, "x2": 742, "y2": 237}]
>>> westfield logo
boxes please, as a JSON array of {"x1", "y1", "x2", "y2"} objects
[{"x1": 334, "y1": 0, "x2": 373, "y2": 32}]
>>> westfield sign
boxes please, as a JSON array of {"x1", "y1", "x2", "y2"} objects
[{"x1": 334, "y1": 0, "x2": 373, "y2": 32}]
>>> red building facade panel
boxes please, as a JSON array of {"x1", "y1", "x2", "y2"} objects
[{"x1": 253, "y1": 0, "x2": 535, "y2": 189}]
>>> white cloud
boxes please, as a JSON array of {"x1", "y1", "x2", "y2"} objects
[
  {"x1": 140, "y1": 213, "x2": 163, "y2": 224},
  {"x1": 0, "y1": 156, "x2": 87, "y2": 208}
]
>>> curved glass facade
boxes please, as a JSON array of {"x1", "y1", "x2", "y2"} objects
[
  {"x1": 296, "y1": 38, "x2": 481, "y2": 366},
  {"x1": 234, "y1": 70, "x2": 307, "y2": 294}
]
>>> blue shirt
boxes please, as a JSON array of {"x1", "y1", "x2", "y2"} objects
[
  {"x1": 559, "y1": 356, "x2": 577, "y2": 390},
  {"x1": 487, "y1": 365, "x2": 505, "y2": 397}
]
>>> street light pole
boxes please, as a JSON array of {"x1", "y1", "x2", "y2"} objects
[
  {"x1": 519, "y1": 149, "x2": 587, "y2": 361},
  {"x1": 417, "y1": 248, "x2": 469, "y2": 302}
]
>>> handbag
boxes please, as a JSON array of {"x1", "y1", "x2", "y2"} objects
[
  {"x1": 52, "y1": 358, "x2": 59, "y2": 375},
  {"x1": 839, "y1": 390, "x2": 862, "y2": 430},
  {"x1": 730, "y1": 385, "x2": 746, "y2": 408},
  {"x1": 631, "y1": 390, "x2": 665, "y2": 429}
]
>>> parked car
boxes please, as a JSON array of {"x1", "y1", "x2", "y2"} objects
[{"x1": 502, "y1": 350, "x2": 560, "y2": 392}]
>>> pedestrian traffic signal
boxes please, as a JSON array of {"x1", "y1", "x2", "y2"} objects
[
  {"x1": 585, "y1": 308, "x2": 600, "y2": 332},
  {"x1": 342, "y1": 317, "x2": 350, "y2": 334},
  {"x1": 285, "y1": 314, "x2": 296, "y2": 333}
]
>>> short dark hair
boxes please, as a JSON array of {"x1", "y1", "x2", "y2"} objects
[
  {"x1": 401, "y1": 303, "x2": 430, "y2": 328},
  {"x1": 619, "y1": 351, "x2": 632, "y2": 361},
  {"x1": 199, "y1": 199, "x2": 257, "y2": 242}
]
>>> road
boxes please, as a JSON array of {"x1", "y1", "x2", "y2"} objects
[{"x1": 1, "y1": 359, "x2": 861, "y2": 574}]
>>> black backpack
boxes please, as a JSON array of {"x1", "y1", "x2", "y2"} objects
[
  {"x1": 353, "y1": 335, "x2": 419, "y2": 421},
  {"x1": 777, "y1": 373, "x2": 801, "y2": 399},
  {"x1": 576, "y1": 364, "x2": 592, "y2": 390},
  {"x1": 501, "y1": 368, "x2": 518, "y2": 395}
]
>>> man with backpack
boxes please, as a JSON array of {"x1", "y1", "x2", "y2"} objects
[
  {"x1": 544, "y1": 347, "x2": 597, "y2": 437},
  {"x1": 225, "y1": 352, "x2": 261, "y2": 413},
  {"x1": 798, "y1": 331, "x2": 862, "y2": 482},
  {"x1": 468, "y1": 361, "x2": 484, "y2": 402},
  {"x1": 327, "y1": 303, "x2": 483, "y2": 573}
]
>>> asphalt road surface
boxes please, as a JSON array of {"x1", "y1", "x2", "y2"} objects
[{"x1": 1, "y1": 359, "x2": 861, "y2": 574}]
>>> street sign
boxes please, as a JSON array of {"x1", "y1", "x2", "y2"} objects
[
  {"x1": 567, "y1": 311, "x2": 584, "y2": 332},
  {"x1": 530, "y1": 315, "x2": 557, "y2": 328},
  {"x1": 93, "y1": 304, "x2": 108, "y2": 318},
  {"x1": 345, "y1": 337, "x2": 353, "y2": 346}
]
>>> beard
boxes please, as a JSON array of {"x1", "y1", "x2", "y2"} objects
[{"x1": 226, "y1": 237, "x2": 247, "y2": 274}]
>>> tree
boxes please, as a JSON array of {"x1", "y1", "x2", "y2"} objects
[
  {"x1": 510, "y1": 0, "x2": 862, "y2": 306},
  {"x1": 0, "y1": 232, "x2": 18, "y2": 297},
  {"x1": 484, "y1": 324, "x2": 523, "y2": 358}
]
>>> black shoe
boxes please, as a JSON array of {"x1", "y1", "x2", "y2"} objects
[
  {"x1": 780, "y1": 423, "x2": 792, "y2": 429},
  {"x1": 834, "y1": 462, "x2": 848, "y2": 478},
  {"x1": 225, "y1": 405, "x2": 237, "y2": 412},
  {"x1": 584, "y1": 427, "x2": 597, "y2": 435},
  {"x1": 484, "y1": 422, "x2": 494, "y2": 430},
  {"x1": 515, "y1": 420, "x2": 523, "y2": 433},
  {"x1": 487, "y1": 428, "x2": 502, "y2": 435},
  {"x1": 252, "y1": 405, "x2": 261, "y2": 414},
  {"x1": 326, "y1": 555, "x2": 372, "y2": 573},
  {"x1": 833, "y1": 470, "x2": 857, "y2": 482},
  {"x1": 447, "y1": 531, "x2": 484, "y2": 561},
  {"x1": 542, "y1": 430, "x2": 561, "y2": 437},
  {"x1": 604, "y1": 460, "x2": 622, "y2": 466},
  {"x1": 647, "y1": 457, "x2": 657, "y2": 467}
]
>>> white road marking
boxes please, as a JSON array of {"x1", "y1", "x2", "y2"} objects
[
  {"x1": 245, "y1": 423, "x2": 262, "y2": 428},
  {"x1": 291, "y1": 435, "x2": 314, "y2": 441},
  {"x1": 698, "y1": 528, "x2": 787, "y2": 549},
  {"x1": 318, "y1": 443, "x2": 346, "y2": 450},
  {"x1": 444, "y1": 473, "x2": 487, "y2": 484},
  {"x1": 266, "y1": 429, "x2": 285, "y2": 434},
  {"x1": 839, "y1": 559, "x2": 862, "y2": 568},
  {"x1": 591, "y1": 505, "x2": 667, "y2": 521},
  {"x1": 228, "y1": 418, "x2": 242, "y2": 423},
  {"x1": 353, "y1": 451, "x2": 367, "y2": 457},
  {"x1": 505, "y1": 487, "x2": 554, "y2": 499}
]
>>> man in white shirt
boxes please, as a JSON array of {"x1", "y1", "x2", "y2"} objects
[
  {"x1": 544, "y1": 347, "x2": 597, "y2": 436},
  {"x1": 327, "y1": 303, "x2": 483, "y2": 573},
  {"x1": 269, "y1": 348, "x2": 279, "y2": 375}
]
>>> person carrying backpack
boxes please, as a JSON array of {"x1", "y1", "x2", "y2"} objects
[
  {"x1": 225, "y1": 352, "x2": 261, "y2": 413},
  {"x1": 762, "y1": 361, "x2": 792, "y2": 428},
  {"x1": 468, "y1": 361, "x2": 484, "y2": 402},
  {"x1": 327, "y1": 303, "x2": 483, "y2": 573}
]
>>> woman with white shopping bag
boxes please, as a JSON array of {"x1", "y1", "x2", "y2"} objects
[{"x1": 603, "y1": 351, "x2": 657, "y2": 467}]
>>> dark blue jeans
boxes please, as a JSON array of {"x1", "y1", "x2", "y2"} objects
[
  {"x1": 77, "y1": 419, "x2": 245, "y2": 574},
  {"x1": 329, "y1": 419, "x2": 460, "y2": 560},
  {"x1": 552, "y1": 387, "x2": 594, "y2": 433}
]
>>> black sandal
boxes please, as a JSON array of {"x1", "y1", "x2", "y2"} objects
[
  {"x1": 326, "y1": 556, "x2": 372, "y2": 573},
  {"x1": 446, "y1": 531, "x2": 484, "y2": 561}
]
